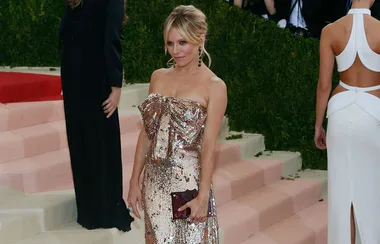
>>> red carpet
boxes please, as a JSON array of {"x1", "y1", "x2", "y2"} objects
[{"x1": 0, "y1": 72, "x2": 62, "y2": 103}]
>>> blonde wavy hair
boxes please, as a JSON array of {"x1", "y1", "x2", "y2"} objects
[{"x1": 164, "y1": 5, "x2": 211, "y2": 67}]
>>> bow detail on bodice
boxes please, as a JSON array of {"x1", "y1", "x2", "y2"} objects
[{"x1": 138, "y1": 93, "x2": 207, "y2": 162}]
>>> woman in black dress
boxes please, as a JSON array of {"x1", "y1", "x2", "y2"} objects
[{"x1": 59, "y1": 0, "x2": 133, "y2": 232}]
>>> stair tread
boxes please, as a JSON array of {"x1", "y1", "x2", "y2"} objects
[
  {"x1": 241, "y1": 200, "x2": 327, "y2": 244},
  {"x1": 5, "y1": 100, "x2": 62, "y2": 110},
  {"x1": 218, "y1": 179, "x2": 320, "y2": 220},
  {"x1": 13, "y1": 231, "x2": 111, "y2": 244},
  {"x1": 0, "y1": 212, "x2": 43, "y2": 244},
  {"x1": 218, "y1": 178, "x2": 322, "y2": 243},
  {"x1": 9, "y1": 120, "x2": 66, "y2": 136},
  {"x1": 0, "y1": 193, "x2": 74, "y2": 211},
  {"x1": 0, "y1": 112, "x2": 139, "y2": 140},
  {"x1": 0, "y1": 108, "x2": 9, "y2": 132},
  {"x1": 2, "y1": 101, "x2": 65, "y2": 131},
  {"x1": 0, "y1": 187, "x2": 24, "y2": 199},
  {"x1": 12, "y1": 218, "x2": 146, "y2": 244},
  {"x1": 0, "y1": 131, "x2": 139, "y2": 173},
  {"x1": 212, "y1": 159, "x2": 283, "y2": 206}
]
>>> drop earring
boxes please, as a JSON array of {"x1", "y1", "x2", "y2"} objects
[{"x1": 165, "y1": 48, "x2": 176, "y2": 68}]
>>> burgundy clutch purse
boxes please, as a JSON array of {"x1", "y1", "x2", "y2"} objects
[{"x1": 170, "y1": 189, "x2": 214, "y2": 220}]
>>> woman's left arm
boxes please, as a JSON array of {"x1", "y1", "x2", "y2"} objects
[
  {"x1": 315, "y1": 25, "x2": 335, "y2": 129},
  {"x1": 178, "y1": 78, "x2": 227, "y2": 222},
  {"x1": 198, "y1": 78, "x2": 227, "y2": 199},
  {"x1": 315, "y1": 25, "x2": 335, "y2": 149},
  {"x1": 58, "y1": 5, "x2": 70, "y2": 41},
  {"x1": 102, "y1": 0, "x2": 124, "y2": 118},
  {"x1": 104, "y1": 0, "x2": 124, "y2": 88}
]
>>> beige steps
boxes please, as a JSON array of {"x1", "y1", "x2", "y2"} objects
[
  {"x1": 219, "y1": 178, "x2": 322, "y2": 244},
  {"x1": 0, "y1": 120, "x2": 67, "y2": 164},
  {"x1": 0, "y1": 187, "x2": 75, "y2": 244},
  {"x1": 0, "y1": 212, "x2": 42, "y2": 244},
  {"x1": 119, "y1": 84, "x2": 149, "y2": 110},
  {"x1": 255, "y1": 151, "x2": 302, "y2": 177},
  {"x1": 240, "y1": 200, "x2": 327, "y2": 244},
  {"x1": 13, "y1": 231, "x2": 112, "y2": 244},
  {"x1": 223, "y1": 132, "x2": 265, "y2": 159},
  {"x1": 11, "y1": 217, "x2": 145, "y2": 244},
  {"x1": 288, "y1": 169, "x2": 328, "y2": 200},
  {"x1": 0, "y1": 131, "x2": 140, "y2": 193},
  {"x1": 1, "y1": 172, "x2": 324, "y2": 244},
  {"x1": 0, "y1": 101, "x2": 64, "y2": 132}
]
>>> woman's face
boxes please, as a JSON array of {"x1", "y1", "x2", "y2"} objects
[{"x1": 166, "y1": 28, "x2": 199, "y2": 67}]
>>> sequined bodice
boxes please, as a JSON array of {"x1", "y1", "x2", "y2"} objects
[{"x1": 138, "y1": 93, "x2": 207, "y2": 162}]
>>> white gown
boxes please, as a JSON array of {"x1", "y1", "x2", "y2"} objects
[{"x1": 326, "y1": 8, "x2": 380, "y2": 244}]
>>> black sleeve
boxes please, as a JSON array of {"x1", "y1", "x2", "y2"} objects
[
  {"x1": 104, "y1": 0, "x2": 124, "y2": 88},
  {"x1": 58, "y1": 5, "x2": 70, "y2": 40}
]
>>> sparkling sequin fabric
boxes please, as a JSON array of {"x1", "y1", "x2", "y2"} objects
[{"x1": 138, "y1": 93, "x2": 219, "y2": 244}]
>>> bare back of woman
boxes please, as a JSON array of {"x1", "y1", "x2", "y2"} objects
[{"x1": 329, "y1": 10, "x2": 380, "y2": 98}]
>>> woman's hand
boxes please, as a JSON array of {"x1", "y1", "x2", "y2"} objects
[
  {"x1": 127, "y1": 181, "x2": 143, "y2": 219},
  {"x1": 314, "y1": 126, "x2": 327, "y2": 150},
  {"x1": 178, "y1": 193, "x2": 210, "y2": 223},
  {"x1": 102, "y1": 86, "x2": 121, "y2": 118}
]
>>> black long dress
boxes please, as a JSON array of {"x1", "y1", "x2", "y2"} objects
[{"x1": 59, "y1": 0, "x2": 133, "y2": 232}]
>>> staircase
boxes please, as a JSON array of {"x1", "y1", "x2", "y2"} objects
[{"x1": 0, "y1": 72, "x2": 328, "y2": 244}]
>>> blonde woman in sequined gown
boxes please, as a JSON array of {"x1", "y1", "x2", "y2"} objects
[
  {"x1": 127, "y1": 5, "x2": 226, "y2": 244},
  {"x1": 314, "y1": 0, "x2": 380, "y2": 243}
]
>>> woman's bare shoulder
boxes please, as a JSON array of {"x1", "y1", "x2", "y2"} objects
[{"x1": 149, "y1": 68, "x2": 173, "y2": 93}]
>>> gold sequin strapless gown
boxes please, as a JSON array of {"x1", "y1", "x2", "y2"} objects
[{"x1": 138, "y1": 93, "x2": 219, "y2": 244}]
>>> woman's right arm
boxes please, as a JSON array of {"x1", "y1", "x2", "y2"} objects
[
  {"x1": 127, "y1": 69, "x2": 164, "y2": 218},
  {"x1": 315, "y1": 25, "x2": 334, "y2": 150},
  {"x1": 127, "y1": 118, "x2": 151, "y2": 219},
  {"x1": 130, "y1": 69, "x2": 163, "y2": 184},
  {"x1": 129, "y1": 129, "x2": 151, "y2": 186}
]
